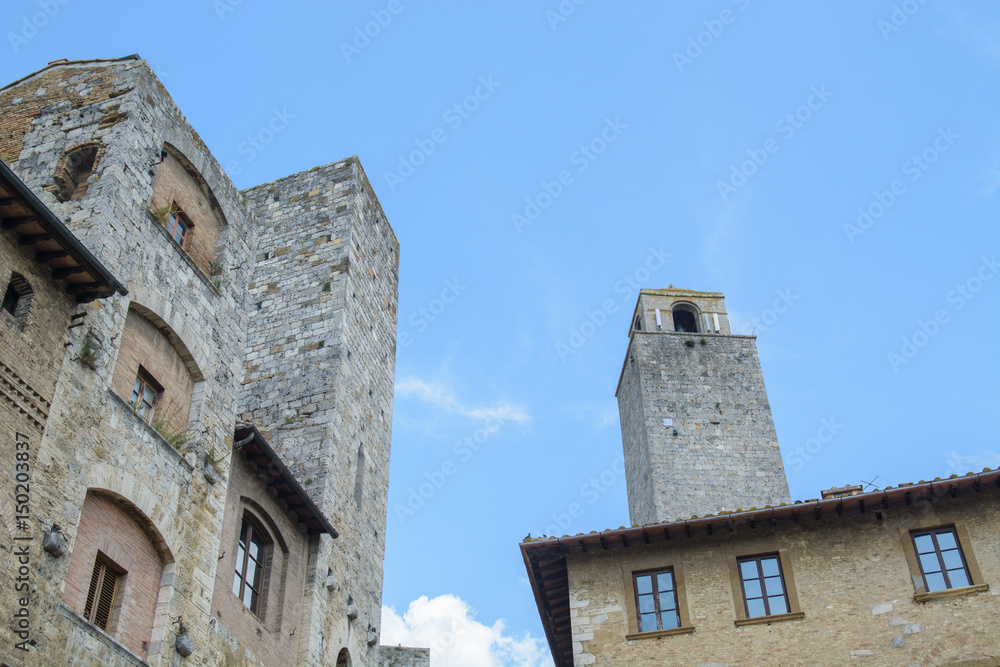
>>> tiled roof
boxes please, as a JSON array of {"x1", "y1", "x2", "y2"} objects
[{"x1": 520, "y1": 467, "x2": 1000, "y2": 667}]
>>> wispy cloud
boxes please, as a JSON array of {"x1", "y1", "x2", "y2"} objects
[
  {"x1": 396, "y1": 376, "x2": 531, "y2": 423},
  {"x1": 381, "y1": 594, "x2": 554, "y2": 667},
  {"x1": 946, "y1": 450, "x2": 1000, "y2": 475}
]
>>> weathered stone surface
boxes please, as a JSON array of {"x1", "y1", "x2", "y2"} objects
[{"x1": 617, "y1": 289, "x2": 790, "y2": 525}]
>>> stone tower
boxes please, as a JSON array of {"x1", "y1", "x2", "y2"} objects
[
  {"x1": 616, "y1": 287, "x2": 790, "y2": 525},
  {"x1": 240, "y1": 160, "x2": 399, "y2": 666}
]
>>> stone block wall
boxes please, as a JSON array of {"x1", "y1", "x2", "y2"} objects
[
  {"x1": 618, "y1": 331, "x2": 790, "y2": 525},
  {"x1": 240, "y1": 157, "x2": 399, "y2": 666},
  {"x1": 0, "y1": 57, "x2": 257, "y2": 666},
  {"x1": 378, "y1": 645, "x2": 430, "y2": 666}
]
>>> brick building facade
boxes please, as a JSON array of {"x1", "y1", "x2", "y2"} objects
[
  {"x1": 0, "y1": 56, "x2": 427, "y2": 667},
  {"x1": 522, "y1": 288, "x2": 1000, "y2": 666}
]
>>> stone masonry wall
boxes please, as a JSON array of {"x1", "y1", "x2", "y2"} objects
[
  {"x1": 378, "y1": 645, "x2": 430, "y2": 666},
  {"x1": 619, "y1": 331, "x2": 790, "y2": 525},
  {"x1": 566, "y1": 486, "x2": 1000, "y2": 666},
  {"x1": 0, "y1": 57, "x2": 258, "y2": 666},
  {"x1": 240, "y1": 157, "x2": 399, "y2": 667}
]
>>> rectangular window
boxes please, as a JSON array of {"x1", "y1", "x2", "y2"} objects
[
  {"x1": 84, "y1": 556, "x2": 122, "y2": 631},
  {"x1": 131, "y1": 368, "x2": 161, "y2": 421},
  {"x1": 911, "y1": 527, "x2": 972, "y2": 592},
  {"x1": 165, "y1": 204, "x2": 191, "y2": 247},
  {"x1": 633, "y1": 569, "x2": 680, "y2": 632},
  {"x1": 738, "y1": 554, "x2": 789, "y2": 618}
]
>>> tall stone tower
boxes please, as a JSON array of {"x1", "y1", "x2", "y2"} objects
[
  {"x1": 616, "y1": 287, "x2": 790, "y2": 526},
  {"x1": 240, "y1": 159, "x2": 399, "y2": 666}
]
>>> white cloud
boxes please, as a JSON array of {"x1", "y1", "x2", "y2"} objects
[
  {"x1": 946, "y1": 450, "x2": 1000, "y2": 475},
  {"x1": 396, "y1": 377, "x2": 531, "y2": 423},
  {"x1": 381, "y1": 595, "x2": 554, "y2": 667}
]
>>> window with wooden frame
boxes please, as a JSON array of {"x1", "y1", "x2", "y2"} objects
[
  {"x1": 737, "y1": 554, "x2": 789, "y2": 618},
  {"x1": 84, "y1": 554, "x2": 124, "y2": 631},
  {"x1": 165, "y1": 203, "x2": 192, "y2": 248},
  {"x1": 911, "y1": 527, "x2": 972, "y2": 592},
  {"x1": 131, "y1": 367, "x2": 161, "y2": 422},
  {"x1": 232, "y1": 515, "x2": 271, "y2": 616},
  {"x1": 633, "y1": 568, "x2": 681, "y2": 632}
]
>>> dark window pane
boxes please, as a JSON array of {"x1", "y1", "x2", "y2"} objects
[
  {"x1": 768, "y1": 595, "x2": 788, "y2": 615},
  {"x1": 947, "y1": 568, "x2": 970, "y2": 588},
  {"x1": 639, "y1": 613, "x2": 658, "y2": 633},
  {"x1": 659, "y1": 592, "x2": 676, "y2": 611},
  {"x1": 743, "y1": 578, "x2": 762, "y2": 599},
  {"x1": 760, "y1": 558, "x2": 780, "y2": 578},
  {"x1": 925, "y1": 571, "x2": 947, "y2": 592},
  {"x1": 636, "y1": 575, "x2": 652, "y2": 595},
  {"x1": 249, "y1": 536, "x2": 260, "y2": 560},
  {"x1": 913, "y1": 534, "x2": 935, "y2": 554},
  {"x1": 740, "y1": 560, "x2": 758, "y2": 580},
  {"x1": 935, "y1": 530, "x2": 957, "y2": 550},
  {"x1": 661, "y1": 609, "x2": 680, "y2": 629},
  {"x1": 764, "y1": 576, "x2": 784, "y2": 596},
  {"x1": 638, "y1": 594, "x2": 655, "y2": 614},
  {"x1": 919, "y1": 553, "x2": 942, "y2": 574},
  {"x1": 746, "y1": 598, "x2": 767, "y2": 618},
  {"x1": 940, "y1": 549, "x2": 964, "y2": 571},
  {"x1": 657, "y1": 572, "x2": 674, "y2": 592}
]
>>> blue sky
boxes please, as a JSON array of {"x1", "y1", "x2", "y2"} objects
[{"x1": 4, "y1": 2, "x2": 999, "y2": 665}]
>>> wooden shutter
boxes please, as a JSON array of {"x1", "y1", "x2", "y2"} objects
[{"x1": 84, "y1": 559, "x2": 120, "y2": 630}]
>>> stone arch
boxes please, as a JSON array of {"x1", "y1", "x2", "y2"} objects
[
  {"x1": 84, "y1": 464, "x2": 179, "y2": 558},
  {"x1": 62, "y1": 485, "x2": 175, "y2": 659},
  {"x1": 52, "y1": 141, "x2": 103, "y2": 202},
  {"x1": 110, "y1": 302, "x2": 205, "y2": 435},
  {"x1": 671, "y1": 301, "x2": 700, "y2": 333},
  {"x1": 150, "y1": 142, "x2": 228, "y2": 274},
  {"x1": 336, "y1": 647, "x2": 352, "y2": 667}
]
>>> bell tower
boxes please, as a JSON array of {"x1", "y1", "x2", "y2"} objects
[{"x1": 616, "y1": 287, "x2": 790, "y2": 525}]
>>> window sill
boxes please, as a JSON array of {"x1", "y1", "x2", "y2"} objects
[
  {"x1": 626, "y1": 626, "x2": 695, "y2": 641},
  {"x1": 107, "y1": 389, "x2": 194, "y2": 472},
  {"x1": 914, "y1": 583, "x2": 990, "y2": 603},
  {"x1": 734, "y1": 611, "x2": 805, "y2": 627},
  {"x1": 56, "y1": 602, "x2": 149, "y2": 666}
]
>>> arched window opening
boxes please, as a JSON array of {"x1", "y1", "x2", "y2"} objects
[
  {"x1": 1, "y1": 273, "x2": 32, "y2": 330},
  {"x1": 63, "y1": 491, "x2": 166, "y2": 658},
  {"x1": 54, "y1": 144, "x2": 99, "y2": 202},
  {"x1": 336, "y1": 648, "x2": 352, "y2": 667},
  {"x1": 633, "y1": 315, "x2": 642, "y2": 332},
  {"x1": 672, "y1": 304, "x2": 699, "y2": 333},
  {"x1": 232, "y1": 513, "x2": 273, "y2": 618}
]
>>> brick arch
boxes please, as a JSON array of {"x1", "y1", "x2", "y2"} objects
[
  {"x1": 125, "y1": 300, "x2": 205, "y2": 383},
  {"x1": 62, "y1": 489, "x2": 171, "y2": 659},
  {"x1": 83, "y1": 464, "x2": 178, "y2": 560}
]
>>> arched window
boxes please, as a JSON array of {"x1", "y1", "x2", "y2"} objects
[
  {"x1": 1, "y1": 272, "x2": 32, "y2": 330},
  {"x1": 232, "y1": 513, "x2": 273, "y2": 617},
  {"x1": 672, "y1": 303, "x2": 700, "y2": 333},
  {"x1": 633, "y1": 315, "x2": 642, "y2": 332},
  {"x1": 150, "y1": 145, "x2": 226, "y2": 275},
  {"x1": 336, "y1": 648, "x2": 352, "y2": 667},
  {"x1": 111, "y1": 306, "x2": 203, "y2": 436},
  {"x1": 54, "y1": 144, "x2": 100, "y2": 202},
  {"x1": 63, "y1": 491, "x2": 166, "y2": 658}
]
